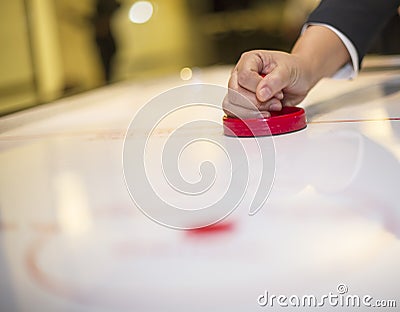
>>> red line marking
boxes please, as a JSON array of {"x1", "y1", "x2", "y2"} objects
[
  {"x1": 24, "y1": 236, "x2": 145, "y2": 310},
  {"x1": 25, "y1": 237, "x2": 89, "y2": 304},
  {"x1": 309, "y1": 117, "x2": 400, "y2": 124},
  {"x1": 0, "y1": 130, "x2": 125, "y2": 141},
  {"x1": 2, "y1": 118, "x2": 398, "y2": 141}
]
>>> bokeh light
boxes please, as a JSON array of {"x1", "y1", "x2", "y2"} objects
[
  {"x1": 129, "y1": 1, "x2": 154, "y2": 24},
  {"x1": 180, "y1": 67, "x2": 192, "y2": 80}
]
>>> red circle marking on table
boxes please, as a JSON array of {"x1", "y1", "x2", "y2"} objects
[
  {"x1": 186, "y1": 221, "x2": 234, "y2": 236},
  {"x1": 223, "y1": 106, "x2": 307, "y2": 137}
]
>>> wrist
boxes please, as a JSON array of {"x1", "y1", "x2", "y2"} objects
[
  {"x1": 291, "y1": 25, "x2": 351, "y2": 86},
  {"x1": 289, "y1": 53, "x2": 318, "y2": 94}
]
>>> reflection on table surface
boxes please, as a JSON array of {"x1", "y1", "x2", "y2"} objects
[{"x1": 0, "y1": 61, "x2": 399, "y2": 311}]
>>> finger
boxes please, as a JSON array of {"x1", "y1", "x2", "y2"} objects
[
  {"x1": 228, "y1": 70, "x2": 265, "y2": 109},
  {"x1": 226, "y1": 87, "x2": 260, "y2": 109},
  {"x1": 257, "y1": 97, "x2": 283, "y2": 111},
  {"x1": 225, "y1": 73, "x2": 282, "y2": 117},
  {"x1": 223, "y1": 93, "x2": 283, "y2": 117},
  {"x1": 269, "y1": 101, "x2": 283, "y2": 111},
  {"x1": 235, "y1": 51, "x2": 265, "y2": 93},
  {"x1": 256, "y1": 66, "x2": 291, "y2": 102},
  {"x1": 224, "y1": 88, "x2": 270, "y2": 118},
  {"x1": 227, "y1": 89, "x2": 283, "y2": 112},
  {"x1": 223, "y1": 95, "x2": 271, "y2": 119},
  {"x1": 275, "y1": 91, "x2": 284, "y2": 100}
]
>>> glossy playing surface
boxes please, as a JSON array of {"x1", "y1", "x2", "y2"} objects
[{"x1": 1, "y1": 60, "x2": 400, "y2": 311}]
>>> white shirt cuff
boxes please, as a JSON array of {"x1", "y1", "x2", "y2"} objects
[{"x1": 302, "y1": 23, "x2": 359, "y2": 80}]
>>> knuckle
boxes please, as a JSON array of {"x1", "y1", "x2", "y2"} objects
[
  {"x1": 237, "y1": 70, "x2": 251, "y2": 87},
  {"x1": 240, "y1": 51, "x2": 252, "y2": 59}
]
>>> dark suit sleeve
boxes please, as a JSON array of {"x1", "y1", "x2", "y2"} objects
[{"x1": 306, "y1": 0, "x2": 400, "y2": 64}]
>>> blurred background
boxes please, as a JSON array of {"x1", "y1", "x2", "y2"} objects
[{"x1": 1, "y1": 0, "x2": 399, "y2": 115}]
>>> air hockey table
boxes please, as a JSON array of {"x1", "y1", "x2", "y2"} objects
[{"x1": 0, "y1": 56, "x2": 400, "y2": 312}]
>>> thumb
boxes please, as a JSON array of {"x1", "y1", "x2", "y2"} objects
[{"x1": 256, "y1": 66, "x2": 290, "y2": 102}]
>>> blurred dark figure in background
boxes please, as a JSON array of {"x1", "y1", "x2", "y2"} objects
[
  {"x1": 212, "y1": 0, "x2": 251, "y2": 12},
  {"x1": 92, "y1": 0, "x2": 120, "y2": 83}
]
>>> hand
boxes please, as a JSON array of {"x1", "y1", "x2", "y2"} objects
[
  {"x1": 223, "y1": 26, "x2": 351, "y2": 119},
  {"x1": 223, "y1": 50, "x2": 313, "y2": 118}
]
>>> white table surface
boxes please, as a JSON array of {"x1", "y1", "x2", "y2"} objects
[{"x1": 1, "y1": 62, "x2": 399, "y2": 312}]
